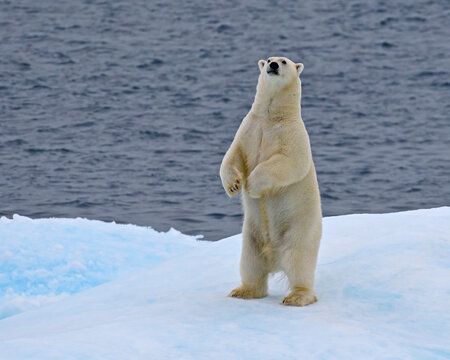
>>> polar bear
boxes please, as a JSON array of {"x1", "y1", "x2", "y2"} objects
[{"x1": 220, "y1": 56, "x2": 322, "y2": 306}]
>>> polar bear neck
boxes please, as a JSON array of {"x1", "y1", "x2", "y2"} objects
[{"x1": 251, "y1": 76, "x2": 302, "y2": 121}]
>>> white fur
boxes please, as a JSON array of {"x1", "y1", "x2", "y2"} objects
[{"x1": 220, "y1": 56, "x2": 322, "y2": 306}]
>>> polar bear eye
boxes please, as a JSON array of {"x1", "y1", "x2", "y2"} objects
[
  {"x1": 282, "y1": 60, "x2": 287, "y2": 64},
  {"x1": 267, "y1": 59, "x2": 271, "y2": 63}
]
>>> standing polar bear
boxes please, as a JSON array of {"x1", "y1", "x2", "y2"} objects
[{"x1": 220, "y1": 56, "x2": 322, "y2": 306}]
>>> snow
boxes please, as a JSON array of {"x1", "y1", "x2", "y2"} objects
[
  {"x1": 0, "y1": 215, "x2": 200, "y2": 319},
  {"x1": 0, "y1": 208, "x2": 449, "y2": 359}
]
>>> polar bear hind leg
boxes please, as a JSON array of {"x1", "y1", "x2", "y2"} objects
[
  {"x1": 280, "y1": 234, "x2": 319, "y2": 306},
  {"x1": 229, "y1": 225, "x2": 269, "y2": 299}
]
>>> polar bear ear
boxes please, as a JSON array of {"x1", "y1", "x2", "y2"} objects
[
  {"x1": 296, "y1": 63, "x2": 304, "y2": 75},
  {"x1": 258, "y1": 60, "x2": 266, "y2": 71}
]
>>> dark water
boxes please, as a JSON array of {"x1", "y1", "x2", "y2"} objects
[{"x1": 1, "y1": 0, "x2": 449, "y2": 240}]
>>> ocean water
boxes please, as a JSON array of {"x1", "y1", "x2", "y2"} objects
[{"x1": 0, "y1": 0, "x2": 449, "y2": 240}]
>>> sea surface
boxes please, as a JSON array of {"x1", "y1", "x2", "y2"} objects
[{"x1": 1, "y1": 0, "x2": 449, "y2": 240}]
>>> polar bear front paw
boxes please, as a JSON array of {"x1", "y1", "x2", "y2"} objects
[
  {"x1": 247, "y1": 170, "x2": 270, "y2": 198},
  {"x1": 228, "y1": 285, "x2": 267, "y2": 299},
  {"x1": 282, "y1": 288, "x2": 317, "y2": 307},
  {"x1": 220, "y1": 166, "x2": 243, "y2": 198},
  {"x1": 226, "y1": 177, "x2": 242, "y2": 197}
]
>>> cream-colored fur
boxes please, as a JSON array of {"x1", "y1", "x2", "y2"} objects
[{"x1": 220, "y1": 56, "x2": 322, "y2": 306}]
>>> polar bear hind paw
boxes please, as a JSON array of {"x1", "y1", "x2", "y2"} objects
[
  {"x1": 228, "y1": 285, "x2": 267, "y2": 299},
  {"x1": 282, "y1": 289, "x2": 317, "y2": 307}
]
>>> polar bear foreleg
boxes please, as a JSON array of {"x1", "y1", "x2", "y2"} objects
[
  {"x1": 247, "y1": 154, "x2": 310, "y2": 198},
  {"x1": 220, "y1": 145, "x2": 244, "y2": 198}
]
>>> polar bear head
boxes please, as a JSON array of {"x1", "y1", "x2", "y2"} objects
[{"x1": 257, "y1": 56, "x2": 304, "y2": 90}]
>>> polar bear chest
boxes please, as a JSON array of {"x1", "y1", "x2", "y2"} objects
[{"x1": 241, "y1": 120, "x2": 284, "y2": 174}]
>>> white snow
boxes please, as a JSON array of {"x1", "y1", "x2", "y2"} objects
[{"x1": 0, "y1": 208, "x2": 449, "y2": 359}]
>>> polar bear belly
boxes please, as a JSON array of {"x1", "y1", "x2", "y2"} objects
[{"x1": 243, "y1": 167, "x2": 320, "y2": 244}]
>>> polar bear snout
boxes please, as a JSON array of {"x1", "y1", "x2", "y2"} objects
[{"x1": 267, "y1": 61, "x2": 279, "y2": 75}]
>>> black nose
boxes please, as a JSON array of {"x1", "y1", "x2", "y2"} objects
[{"x1": 269, "y1": 62, "x2": 279, "y2": 70}]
